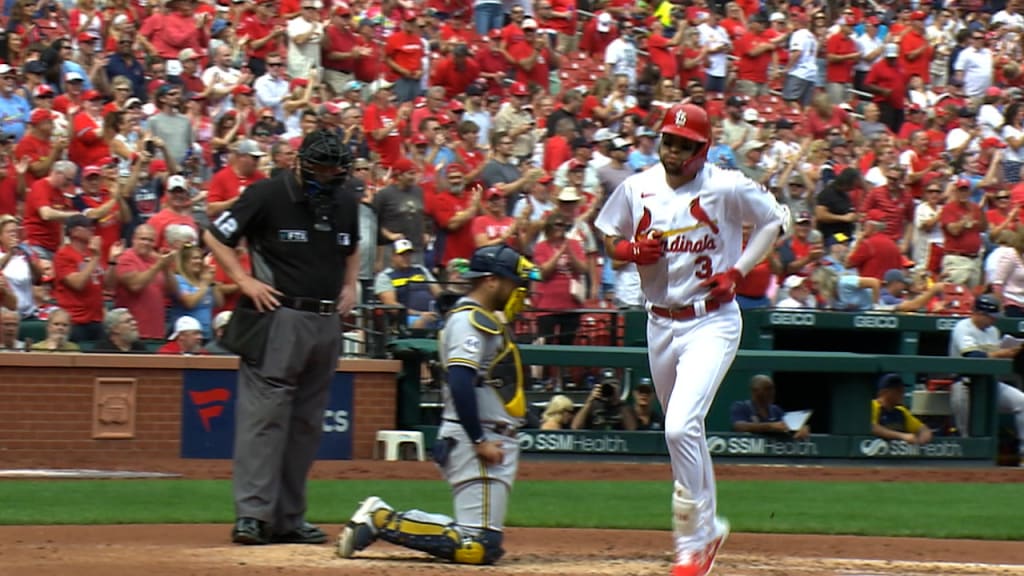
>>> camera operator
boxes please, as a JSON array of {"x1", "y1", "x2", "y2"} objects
[{"x1": 571, "y1": 369, "x2": 637, "y2": 431}]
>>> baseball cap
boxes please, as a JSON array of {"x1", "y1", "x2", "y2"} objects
[
  {"x1": 446, "y1": 163, "x2": 466, "y2": 177},
  {"x1": 0, "y1": 63, "x2": 14, "y2": 76},
  {"x1": 233, "y1": 84, "x2": 254, "y2": 96},
  {"x1": 775, "y1": 118, "x2": 795, "y2": 130},
  {"x1": 570, "y1": 136, "x2": 592, "y2": 149},
  {"x1": 82, "y1": 165, "x2": 103, "y2": 178},
  {"x1": 974, "y1": 294, "x2": 1001, "y2": 316},
  {"x1": 510, "y1": 82, "x2": 530, "y2": 97},
  {"x1": 64, "y1": 214, "x2": 95, "y2": 233},
  {"x1": 609, "y1": 137, "x2": 631, "y2": 151},
  {"x1": 485, "y1": 187, "x2": 503, "y2": 200},
  {"x1": 738, "y1": 140, "x2": 766, "y2": 155},
  {"x1": 33, "y1": 84, "x2": 55, "y2": 98},
  {"x1": 636, "y1": 126, "x2": 657, "y2": 138},
  {"x1": 794, "y1": 210, "x2": 811, "y2": 223},
  {"x1": 567, "y1": 158, "x2": 587, "y2": 172},
  {"x1": 958, "y1": 107, "x2": 975, "y2": 118},
  {"x1": 344, "y1": 80, "x2": 363, "y2": 92},
  {"x1": 883, "y1": 268, "x2": 911, "y2": 284},
  {"x1": 557, "y1": 186, "x2": 583, "y2": 202},
  {"x1": 370, "y1": 79, "x2": 394, "y2": 92},
  {"x1": 29, "y1": 108, "x2": 54, "y2": 123},
  {"x1": 956, "y1": 177, "x2": 971, "y2": 189},
  {"x1": 235, "y1": 139, "x2": 266, "y2": 157},
  {"x1": 169, "y1": 315, "x2": 202, "y2": 340},
  {"x1": 167, "y1": 174, "x2": 189, "y2": 191},
  {"x1": 726, "y1": 95, "x2": 745, "y2": 107},
  {"x1": 179, "y1": 48, "x2": 202, "y2": 61},
  {"x1": 149, "y1": 159, "x2": 168, "y2": 175},
  {"x1": 66, "y1": 71, "x2": 85, "y2": 83},
  {"x1": 592, "y1": 128, "x2": 616, "y2": 143},
  {"x1": 391, "y1": 157, "x2": 417, "y2": 173},
  {"x1": 213, "y1": 310, "x2": 233, "y2": 332},
  {"x1": 83, "y1": 89, "x2": 104, "y2": 101},
  {"x1": 394, "y1": 238, "x2": 414, "y2": 254},
  {"x1": 597, "y1": 12, "x2": 612, "y2": 32},
  {"x1": 635, "y1": 377, "x2": 653, "y2": 393},
  {"x1": 521, "y1": 18, "x2": 538, "y2": 29},
  {"x1": 877, "y1": 372, "x2": 905, "y2": 391},
  {"x1": 910, "y1": 10, "x2": 927, "y2": 20},
  {"x1": 742, "y1": 108, "x2": 760, "y2": 123},
  {"x1": 460, "y1": 244, "x2": 539, "y2": 282},
  {"x1": 783, "y1": 275, "x2": 807, "y2": 289},
  {"x1": 24, "y1": 60, "x2": 46, "y2": 75},
  {"x1": 982, "y1": 137, "x2": 1008, "y2": 149}
]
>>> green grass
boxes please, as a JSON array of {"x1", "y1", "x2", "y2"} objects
[{"x1": 1, "y1": 479, "x2": 1022, "y2": 540}]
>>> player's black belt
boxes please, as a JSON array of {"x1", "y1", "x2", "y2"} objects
[
  {"x1": 444, "y1": 418, "x2": 518, "y2": 438},
  {"x1": 650, "y1": 298, "x2": 723, "y2": 321},
  {"x1": 278, "y1": 296, "x2": 337, "y2": 316},
  {"x1": 945, "y1": 251, "x2": 979, "y2": 258}
]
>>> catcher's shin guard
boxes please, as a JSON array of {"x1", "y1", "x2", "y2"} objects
[
  {"x1": 672, "y1": 481, "x2": 698, "y2": 536},
  {"x1": 378, "y1": 511, "x2": 505, "y2": 565}
]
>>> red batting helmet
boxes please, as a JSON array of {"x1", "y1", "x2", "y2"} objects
[{"x1": 661, "y1": 103, "x2": 711, "y2": 180}]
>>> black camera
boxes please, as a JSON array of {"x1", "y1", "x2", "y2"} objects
[
  {"x1": 600, "y1": 382, "x2": 615, "y2": 398},
  {"x1": 145, "y1": 140, "x2": 156, "y2": 155}
]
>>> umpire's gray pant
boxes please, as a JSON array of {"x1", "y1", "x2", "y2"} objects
[{"x1": 232, "y1": 306, "x2": 341, "y2": 532}]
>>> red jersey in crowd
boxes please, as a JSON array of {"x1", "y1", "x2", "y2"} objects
[
  {"x1": 845, "y1": 232, "x2": 902, "y2": 280},
  {"x1": 865, "y1": 58, "x2": 906, "y2": 109},
  {"x1": 471, "y1": 213, "x2": 516, "y2": 247},
  {"x1": 940, "y1": 200, "x2": 984, "y2": 256},
  {"x1": 384, "y1": 29, "x2": 425, "y2": 82},
  {"x1": 23, "y1": 178, "x2": 72, "y2": 252},
  {"x1": 323, "y1": 23, "x2": 358, "y2": 74},
  {"x1": 899, "y1": 29, "x2": 932, "y2": 84},
  {"x1": 352, "y1": 34, "x2": 383, "y2": 83},
  {"x1": 114, "y1": 248, "x2": 168, "y2": 339},
  {"x1": 430, "y1": 190, "x2": 476, "y2": 265},
  {"x1": 0, "y1": 161, "x2": 17, "y2": 216},
  {"x1": 54, "y1": 244, "x2": 105, "y2": 325},
  {"x1": 431, "y1": 54, "x2": 481, "y2": 99},
  {"x1": 825, "y1": 32, "x2": 858, "y2": 84},
  {"x1": 239, "y1": 13, "x2": 280, "y2": 61},
  {"x1": 69, "y1": 112, "x2": 110, "y2": 168},
  {"x1": 74, "y1": 189, "x2": 123, "y2": 261},
  {"x1": 579, "y1": 18, "x2": 616, "y2": 58},
  {"x1": 646, "y1": 33, "x2": 678, "y2": 80},
  {"x1": 138, "y1": 11, "x2": 205, "y2": 60},
  {"x1": 14, "y1": 132, "x2": 52, "y2": 190},
  {"x1": 363, "y1": 103, "x2": 403, "y2": 167},
  {"x1": 207, "y1": 166, "x2": 267, "y2": 207},
  {"x1": 859, "y1": 187, "x2": 915, "y2": 243},
  {"x1": 734, "y1": 30, "x2": 772, "y2": 84}
]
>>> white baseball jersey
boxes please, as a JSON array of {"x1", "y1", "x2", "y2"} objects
[
  {"x1": 595, "y1": 163, "x2": 782, "y2": 308},
  {"x1": 949, "y1": 317, "x2": 1000, "y2": 357}
]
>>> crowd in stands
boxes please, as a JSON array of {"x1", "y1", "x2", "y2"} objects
[{"x1": 6, "y1": 0, "x2": 1024, "y2": 354}]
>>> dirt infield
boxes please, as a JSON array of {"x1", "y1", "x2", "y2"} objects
[{"x1": 2, "y1": 457, "x2": 1023, "y2": 575}]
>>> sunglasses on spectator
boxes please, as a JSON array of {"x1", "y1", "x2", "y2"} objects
[
  {"x1": 927, "y1": 188, "x2": 942, "y2": 193},
  {"x1": 268, "y1": 62, "x2": 283, "y2": 67},
  {"x1": 354, "y1": 167, "x2": 369, "y2": 171},
  {"x1": 997, "y1": 195, "x2": 1011, "y2": 200}
]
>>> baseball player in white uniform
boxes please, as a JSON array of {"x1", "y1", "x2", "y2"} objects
[
  {"x1": 595, "y1": 103, "x2": 786, "y2": 576},
  {"x1": 948, "y1": 295, "x2": 1024, "y2": 466}
]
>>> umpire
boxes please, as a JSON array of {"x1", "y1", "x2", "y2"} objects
[{"x1": 204, "y1": 128, "x2": 359, "y2": 546}]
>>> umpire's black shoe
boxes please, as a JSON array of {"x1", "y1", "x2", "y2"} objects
[
  {"x1": 271, "y1": 522, "x2": 328, "y2": 544},
  {"x1": 232, "y1": 517, "x2": 271, "y2": 545}
]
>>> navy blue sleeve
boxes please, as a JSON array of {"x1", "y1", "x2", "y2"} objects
[
  {"x1": 448, "y1": 364, "x2": 485, "y2": 444},
  {"x1": 730, "y1": 401, "x2": 753, "y2": 425},
  {"x1": 962, "y1": 351, "x2": 988, "y2": 358}
]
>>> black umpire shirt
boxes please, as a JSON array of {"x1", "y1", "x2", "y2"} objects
[{"x1": 208, "y1": 171, "x2": 360, "y2": 300}]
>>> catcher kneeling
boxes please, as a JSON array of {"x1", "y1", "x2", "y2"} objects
[{"x1": 336, "y1": 245, "x2": 537, "y2": 565}]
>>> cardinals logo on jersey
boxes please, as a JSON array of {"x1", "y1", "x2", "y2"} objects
[
  {"x1": 688, "y1": 197, "x2": 719, "y2": 234},
  {"x1": 634, "y1": 206, "x2": 654, "y2": 240}
]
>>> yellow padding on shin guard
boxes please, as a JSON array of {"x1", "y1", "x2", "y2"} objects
[{"x1": 385, "y1": 517, "x2": 452, "y2": 537}]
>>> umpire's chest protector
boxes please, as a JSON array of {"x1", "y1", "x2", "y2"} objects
[{"x1": 445, "y1": 304, "x2": 526, "y2": 419}]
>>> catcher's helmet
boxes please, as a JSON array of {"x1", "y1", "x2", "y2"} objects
[
  {"x1": 660, "y1": 103, "x2": 711, "y2": 179},
  {"x1": 974, "y1": 294, "x2": 1001, "y2": 316},
  {"x1": 461, "y1": 245, "x2": 539, "y2": 284},
  {"x1": 298, "y1": 128, "x2": 352, "y2": 187}
]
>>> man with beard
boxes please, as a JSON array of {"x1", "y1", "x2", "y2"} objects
[
  {"x1": 375, "y1": 157, "x2": 425, "y2": 267},
  {"x1": 430, "y1": 164, "x2": 482, "y2": 267},
  {"x1": 91, "y1": 307, "x2": 147, "y2": 352},
  {"x1": 594, "y1": 103, "x2": 785, "y2": 576}
]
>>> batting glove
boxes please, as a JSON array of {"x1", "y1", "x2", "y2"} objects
[
  {"x1": 700, "y1": 268, "x2": 743, "y2": 303},
  {"x1": 612, "y1": 237, "x2": 664, "y2": 265}
]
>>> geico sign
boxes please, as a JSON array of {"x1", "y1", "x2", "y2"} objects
[
  {"x1": 852, "y1": 315, "x2": 898, "y2": 329},
  {"x1": 769, "y1": 312, "x2": 816, "y2": 326},
  {"x1": 935, "y1": 318, "x2": 960, "y2": 331}
]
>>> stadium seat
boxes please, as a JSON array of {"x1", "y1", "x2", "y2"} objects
[{"x1": 17, "y1": 320, "x2": 46, "y2": 344}]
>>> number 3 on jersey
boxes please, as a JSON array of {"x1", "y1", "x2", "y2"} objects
[{"x1": 695, "y1": 255, "x2": 712, "y2": 279}]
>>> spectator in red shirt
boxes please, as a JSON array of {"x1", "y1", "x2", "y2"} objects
[
  {"x1": 239, "y1": 0, "x2": 286, "y2": 79},
  {"x1": 148, "y1": 175, "x2": 198, "y2": 251},
  {"x1": 940, "y1": 178, "x2": 986, "y2": 287},
  {"x1": 17, "y1": 109, "x2": 66, "y2": 189},
  {"x1": 431, "y1": 44, "x2": 481, "y2": 99},
  {"x1": 363, "y1": 81, "x2": 405, "y2": 167},
  {"x1": 544, "y1": 118, "x2": 575, "y2": 172},
  {"x1": 507, "y1": 19, "x2": 559, "y2": 89},
  {"x1": 138, "y1": 0, "x2": 205, "y2": 60},
  {"x1": 845, "y1": 210, "x2": 903, "y2": 281},
  {"x1": 69, "y1": 90, "x2": 110, "y2": 169},
  {"x1": 322, "y1": 4, "x2": 363, "y2": 94},
  {"x1": 53, "y1": 214, "x2": 120, "y2": 342},
  {"x1": 22, "y1": 161, "x2": 80, "y2": 258},
  {"x1": 385, "y1": 10, "x2": 426, "y2": 102},
  {"x1": 157, "y1": 315, "x2": 208, "y2": 355},
  {"x1": 865, "y1": 44, "x2": 907, "y2": 133},
  {"x1": 825, "y1": 16, "x2": 860, "y2": 105},
  {"x1": 430, "y1": 164, "x2": 481, "y2": 266},
  {"x1": 859, "y1": 163, "x2": 915, "y2": 252},
  {"x1": 352, "y1": 19, "x2": 384, "y2": 84},
  {"x1": 73, "y1": 164, "x2": 130, "y2": 261},
  {"x1": 579, "y1": 12, "x2": 617, "y2": 59},
  {"x1": 113, "y1": 224, "x2": 177, "y2": 340},
  {"x1": 52, "y1": 72, "x2": 87, "y2": 117},
  {"x1": 472, "y1": 187, "x2": 521, "y2": 249},
  {"x1": 206, "y1": 139, "x2": 268, "y2": 219},
  {"x1": 899, "y1": 11, "x2": 933, "y2": 85},
  {"x1": 733, "y1": 14, "x2": 776, "y2": 97}
]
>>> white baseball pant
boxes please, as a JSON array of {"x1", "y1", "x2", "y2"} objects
[
  {"x1": 950, "y1": 380, "x2": 1024, "y2": 455},
  {"x1": 646, "y1": 301, "x2": 741, "y2": 553}
]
